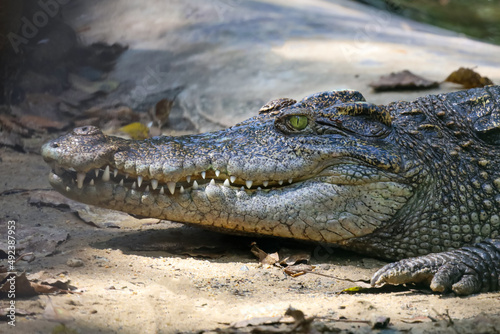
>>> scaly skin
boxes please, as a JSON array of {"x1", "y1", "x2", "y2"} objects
[{"x1": 41, "y1": 87, "x2": 500, "y2": 295}]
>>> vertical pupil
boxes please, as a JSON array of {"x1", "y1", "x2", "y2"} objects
[{"x1": 290, "y1": 116, "x2": 307, "y2": 130}]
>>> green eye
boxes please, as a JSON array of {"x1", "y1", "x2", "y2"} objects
[{"x1": 288, "y1": 115, "x2": 308, "y2": 130}]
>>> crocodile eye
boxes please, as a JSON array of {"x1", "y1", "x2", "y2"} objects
[{"x1": 287, "y1": 115, "x2": 308, "y2": 130}]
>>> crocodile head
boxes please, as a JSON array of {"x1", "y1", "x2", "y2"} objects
[{"x1": 42, "y1": 90, "x2": 424, "y2": 251}]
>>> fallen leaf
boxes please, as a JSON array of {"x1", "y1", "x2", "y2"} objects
[
  {"x1": 279, "y1": 248, "x2": 311, "y2": 266},
  {"x1": 119, "y1": 122, "x2": 150, "y2": 140},
  {"x1": 0, "y1": 272, "x2": 37, "y2": 297},
  {"x1": 444, "y1": 67, "x2": 494, "y2": 88},
  {"x1": 250, "y1": 242, "x2": 280, "y2": 266},
  {"x1": 0, "y1": 221, "x2": 69, "y2": 258},
  {"x1": 151, "y1": 98, "x2": 174, "y2": 128},
  {"x1": 29, "y1": 189, "x2": 85, "y2": 210},
  {"x1": 340, "y1": 286, "x2": 366, "y2": 294},
  {"x1": 369, "y1": 70, "x2": 439, "y2": 91},
  {"x1": 28, "y1": 271, "x2": 71, "y2": 290}
]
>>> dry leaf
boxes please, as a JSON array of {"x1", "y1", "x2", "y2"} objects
[
  {"x1": 151, "y1": 98, "x2": 174, "y2": 128},
  {"x1": 279, "y1": 248, "x2": 311, "y2": 266},
  {"x1": 0, "y1": 272, "x2": 36, "y2": 297},
  {"x1": 370, "y1": 70, "x2": 439, "y2": 91},
  {"x1": 119, "y1": 122, "x2": 150, "y2": 140},
  {"x1": 250, "y1": 243, "x2": 279, "y2": 265},
  {"x1": 444, "y1": 67, "x2": 494, "y2": 88}
]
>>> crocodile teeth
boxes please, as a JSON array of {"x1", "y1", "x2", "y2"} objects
[
  {"x1": 119, "y1": 179, "x2": 124, "y2": 187},
  {"x1": 145, "y1": 185, "x2": 150, "y2": 192},
  {"x1": 257, "y1": 187, "x2": 262, "y2": 191},
  {"x1": 201, "y1": 171, "x2": 206, "y2": 179},
  {"x1": 77, "y1": 172, "x2": 85, "y2": 189},
  {"x1": 186, "y1": 175, "x2": 191, "y2": 183},
  {"x1": 125, "y1": 174, "x2": 129, "y2": 179},
  {"x1": 210, "y1": 179, "x2": 215, "y2": 185},
  {"x1": 230, "y1": 176, "x2": 236, "y2": 183},
  {"x1": 167, "y1": 181, "x2": 176, "y2": 194},
  {"x1": 66, "y1": 186, "x2": 71, "y2": 192},
  {"x1": 193, "y1": 180, "x2": 199, "y2": 190},
  {"x1": 102, "y1": 166, "x2": 110, "y2": 182},
  {"x1": 160, "y1": 186, "x2": 165, "y2": 195},
  {"x1": 94, "y1": 169, "x2": 100, "y2": 177},
  {"x1": 288, "y1": 178, "x2": 293, "y2": 184},
  {"x1": 137, "y1": 175, "x2": 143, "y2": 187},
  {"x1": 215, "y1": 170, "x2": 220, "y2": 177},
  {"x1": 278, "y1": 180, "x2": 284, "y2": 185},
  {"x1": 262, "y1": 181, "x2": 269, "y2": 187},
  {"x1": 245, "y1": 180, "x2": 253, "y2": 189},
  {"x1": 132, "y1": 181, "x2": 137, "y2": 189},
  {"x1": 180, "y1": 186, "x2": 185, "y2": 193},
  {"x1": 151, "y1": 179, "x2": 158, "y2": 190},
  {"x1": 223, "y1": 179, "x2": 230, "y2": 187},
  {"x1": 90, "y1": 179, "x2": 95, "y2": 186},
  {"x1": 114, "y1": 169, "x2": 119, "y2": 178}
]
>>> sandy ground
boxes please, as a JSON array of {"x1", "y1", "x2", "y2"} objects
[
  {"x1": 1, "y1": 148, "x2": 500, "y2": 333},
  {"x1": 2, "y1": 0, "x2": 500, "y2": 333}
]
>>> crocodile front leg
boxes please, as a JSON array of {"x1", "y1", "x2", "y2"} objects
[{"x1": 371, "y1": 239, "x2": 500, "y2": 295}]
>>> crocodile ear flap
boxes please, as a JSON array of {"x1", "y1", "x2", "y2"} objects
[
  {"x1": 334, "y1": 102, "x2": 392, "y2": 127},
  {"x1": 473, "y1": 111, "x2": 500, "y2": 145}
]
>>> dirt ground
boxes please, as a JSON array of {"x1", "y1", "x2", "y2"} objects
[
  {"x1": 2, "y1": 0, "x2": 500, "y2": 333},
  {"x1": 1, "y1": 146, "x2": 500, "y2": 333}
]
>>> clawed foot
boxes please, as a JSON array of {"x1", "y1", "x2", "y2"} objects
[{"x1": 371, "y1": 239, "x2": 500, "y2": 295}]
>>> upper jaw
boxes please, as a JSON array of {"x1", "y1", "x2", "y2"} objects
[{"x1": 48, "y1": 157, "x2": 309, "y2": 195}]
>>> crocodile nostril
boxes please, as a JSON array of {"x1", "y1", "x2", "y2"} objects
[{"x1": 51, "y1": 143, "x2": 59, "y2": 148}]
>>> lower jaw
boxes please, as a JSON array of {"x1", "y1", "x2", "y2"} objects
[{"x1": 48, "y1": 171, "x2": 294, "y2": 216}]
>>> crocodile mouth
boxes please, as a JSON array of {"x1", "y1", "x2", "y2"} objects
[
  {"x1": 48, "y1": 163, "x2": 309, "y2": 196},
  {"x1": 48, "y1": 157, "x2": 404, "y2": 197}
]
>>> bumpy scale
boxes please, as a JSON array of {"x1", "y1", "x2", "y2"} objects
[{"x1": 42, "y1": 87, "x2": 500, "y2": 295}]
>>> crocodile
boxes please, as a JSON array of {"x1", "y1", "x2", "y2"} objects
[{"x1": 41, "y1": 87, "x2": 500, "y2": 295}]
